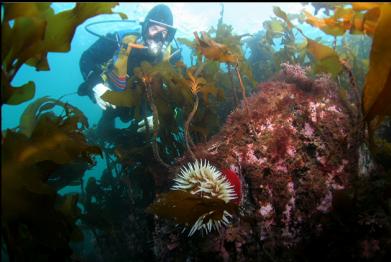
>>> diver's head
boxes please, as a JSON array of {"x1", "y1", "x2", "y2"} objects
[{"x1": 141, "y1": 4, "x2": 176, "y2": 57}]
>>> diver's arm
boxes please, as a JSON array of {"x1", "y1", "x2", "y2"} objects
[{"x1": 77, "y1": 33, "x2": 118, "y2": 100}]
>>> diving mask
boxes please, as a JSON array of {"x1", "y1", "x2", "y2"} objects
[{"x1": 145, "y1": 22, "x2": 171, "y2": 57}]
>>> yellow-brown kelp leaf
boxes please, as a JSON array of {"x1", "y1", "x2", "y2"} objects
[
  {"x1": 363, "y1": 3, "x2": 391, "y2": 122},
  {"x1": 1, "y1": 3, "x2": 122, "y2": 105},
  {"x1": 186, "y1": 68, "x2": 207, "y2": 95},
  {"x1": 47, "y1": 161, "x2": 90, "y2": 191},
  {"x1": 306, "y1": 38, "x2": 343, "y2": 77},
  {"x1": 2, "y1": 130, "x2": 56, "y2": 220},
  {"x1": 263, "y1": 19, "x2": 284, "y2": 46},
  {"x1": 177, "y1": 37, "x2": 195, "y2": 49},
  {"x1": 105, "y1": 62, "x2": 160, "y2": 117},
  {"x1": 18, "y1": 116, "x2": 95, "y2": 165},
  {"x1": 199, "y1": 84, "x2": 219, "y2": 104},
  {"x1": 314, "y1": 56, "x2": 343, "y2": 78},
  {"x1": 2, "y1": 79, "x2": 36, "y2": 106},
  {"x1": 270, "y1": 20, "x2": 285, "y2": 34},
  {"x1": 352, "y1": 2, "x2": 382, "y2": 11},
  {"x1": 1, "y1": 99, "x2": 100, "y2": 256},
  {"x1": 19, "y1": 96, "x2": 53, "y2": 137},
  {"x1": 350, "y1": 6, "x2": 380, "y2": 36},
  {"x1": 304, "y1": 4, "x2": 382, "y2": 37},
  {"x1": 2, "y1": 3, "x2": 51, "y2": 21},
  {"x1": 362, "y1": 7, "x2": 381, "y2": 36},
  {"x1": 208, "y1": 21, "x2": 245, "y2": 63},
  {"x1": 2, "y1": 132, "x2": 57, "y2": 222},
  {"x1": 2, "y1": 112, "x2": 101, "y2": 221},
  {"x1": 304, "y1": 10, "x2": 347, "y2": 36},
  {"x1": 44, "y1": 3, "x2": 123, "y2": 52},
  {"x1": 238, "y1": 60, "x2": 257, "y2": 87},
  {"x1": 1, "y1": 16, "x2": 40, "y2": 104},
  {"x1": 273, "y1": 6, "x2": 294, "y2": 29},
  {"x1": 146, "y1": 190, "x2": 237, "y2": 226},
  {"x1": 25, "y1": 54, "x2": 50, "y2": 71},
  {"x1": 192, "y1": 106, "x2": 220, "y2": 139},
  {"x1": 2, "y1": 11, "x2": 51, "y2": 71},
  {"x1": 308, "y1": 2, "x2": 346, "y2": 16},
  {"x1": 1, "y1": 16, "x2": 47, "y2": 72},
  {"x1": 1, "y1": 3, "x2": 121, "y2": 61},
  {"x1": 273, "y1": 7, "x2": 344, "y2": 77},
  {"x1": 182, "y1": 63, "x2": 222, "y2": 105},
  {"x1": 193, "y1": 31, "x2": 238, "y2": 64},
  {"x1": 18, "y1": 97, "x2": 99, "y2": 165},
  {"x1": 1, "y1": 5, "x2": 51, "y2": 77},
  {"x1": 19, "y1": 97, "x2": 89, "y2": 137},
  {"x1": 63, "y1": 101, "x2": 90, "y2": 129},
  {"x1": 163, "y1": 70, "x2": 194, "y2": 108},
  {"x1": 102, "y1": 83, "x2": 143, "y2": 108}
]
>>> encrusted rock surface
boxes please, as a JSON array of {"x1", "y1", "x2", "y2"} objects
[{"x1": 153, "y1": 64, "x2": 360, "y2": 260}]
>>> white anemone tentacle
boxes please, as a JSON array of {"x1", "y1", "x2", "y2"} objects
[{"x1": 171, "y1": 159, "x2": 238, "y2": 236}]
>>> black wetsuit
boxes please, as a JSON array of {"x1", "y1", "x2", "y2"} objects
[{"x1": 77, "y1": 30, "x2": 181, "y2": 137}]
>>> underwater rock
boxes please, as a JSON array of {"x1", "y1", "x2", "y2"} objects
[{"x1": 153, "y1": 63, "x2": 360, "y2": 259}]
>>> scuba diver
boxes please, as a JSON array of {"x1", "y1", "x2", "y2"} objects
[{"x1": 77, "y1": 4, "x2": 181, "y2": 137}]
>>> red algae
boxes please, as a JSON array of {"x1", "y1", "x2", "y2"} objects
[{"x1": 153, "y1": 63, "x2": 361, "y2": 260}]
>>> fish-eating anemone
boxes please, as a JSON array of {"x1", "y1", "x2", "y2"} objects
[{"x1": 171, "y1": 159, "x2": 242, "y2": 236}]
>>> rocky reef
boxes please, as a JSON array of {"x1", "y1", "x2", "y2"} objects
[{"x1": 151, "y1": 64, "x2": 368, "y2": 261}]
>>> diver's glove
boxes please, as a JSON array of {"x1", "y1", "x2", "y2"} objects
[
  {"x1": 137, "y1": 116, "x2": 158, "y2": 133},
  {"x1": 78, "y1": 70, "x2": 102, "y2": 98},
  {"x1": 92, "y1": 83, "x2": 117, "y2": 111}
]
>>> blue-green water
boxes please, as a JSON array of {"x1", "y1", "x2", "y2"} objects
[
  {"x1": 5, "y1": 3, "x2": 382, "y2": 262},
  {"x1": 1, "y1": 2, "x2": 322, "y2": 190}
]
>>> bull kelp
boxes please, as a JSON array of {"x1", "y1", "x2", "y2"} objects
[{"x1": 2, "y1": 3, "x2": 391, "y2": 262}]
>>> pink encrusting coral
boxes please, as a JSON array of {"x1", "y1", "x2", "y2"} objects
[{"x1": 153, "y1": 63, "x2": 360, "y2": 259}]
